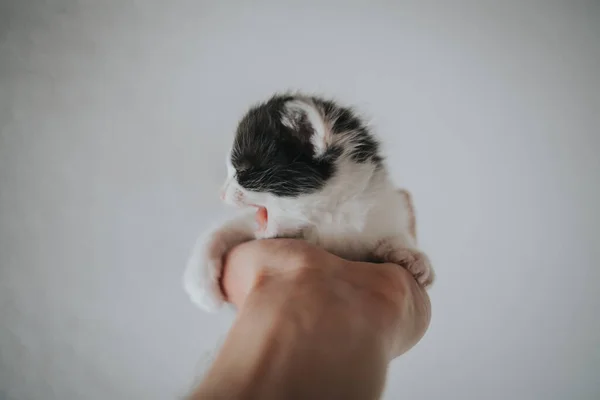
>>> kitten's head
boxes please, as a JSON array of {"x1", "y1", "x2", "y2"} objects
[{"x1": 220, "y1": 94, "x2": 383, "y2": 214}]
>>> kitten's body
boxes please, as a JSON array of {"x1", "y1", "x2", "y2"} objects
[{"x1": 184, "y1": 93, "x2": 434, "y2": 311}]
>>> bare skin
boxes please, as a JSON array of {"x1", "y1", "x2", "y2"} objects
[{"x1": 189, "y1": 239, "x2": 431, "y2": 400}]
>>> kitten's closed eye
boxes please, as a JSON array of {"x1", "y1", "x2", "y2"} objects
[{"x1": 234, "y1": 160, "x2": 251, "y2": 174}]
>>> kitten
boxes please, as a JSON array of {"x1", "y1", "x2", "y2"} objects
[{"x1": 184, "y1": 93, "x2": 434, "y2": 311}]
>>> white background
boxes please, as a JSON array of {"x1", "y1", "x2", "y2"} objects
[{"x1": 1, "y1": 1, "x2": 599, "y2": 399}]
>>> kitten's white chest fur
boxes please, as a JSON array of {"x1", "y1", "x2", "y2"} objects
[
  {"x1": 262, "y1": 168, "x2": 415, "y2": 259},
  {"x1": 312, "y1": 189, "x2": 414, "y2": 262}
]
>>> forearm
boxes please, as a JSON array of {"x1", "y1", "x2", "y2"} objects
[{"x1": 190, "y1": 268, "x2": 389, "y2": 399}]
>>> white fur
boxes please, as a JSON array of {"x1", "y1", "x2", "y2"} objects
[
  {"x1": 284, "y1": 99, "x2": 329, "y2": 157},
  {"x1": 184, "y1": 137, "x2": 434, "y2": 312}
]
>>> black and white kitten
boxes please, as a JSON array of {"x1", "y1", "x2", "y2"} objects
[{"x1": 184, "y1": 93, "x2": 434, "y2": 311}]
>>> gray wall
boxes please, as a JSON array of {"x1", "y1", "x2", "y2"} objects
[{"x1": 1, "y1": 1, "x2": 599, "y2": 399}]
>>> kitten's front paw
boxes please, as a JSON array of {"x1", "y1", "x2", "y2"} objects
[
  {"x1": 374, "y1": 242, "x2": 435, "y2": 287},
  {"x1": 392, "y1": 249, "x2": 435, "y2": 287},
  {"x1": 183, "y1": 233, "x2": 229, "y2": 312}
]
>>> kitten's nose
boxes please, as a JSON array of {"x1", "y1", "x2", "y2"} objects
[{"x1": 219, "y1": 190, "x2": 225, "y2": 201}]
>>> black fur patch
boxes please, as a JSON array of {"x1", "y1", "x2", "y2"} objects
[
  {"x1": 231, "y1": 95, "x2": 339, "y2": 197},
  {"x1": 313, "y1": 98, "x2": 382, "y2": 166},
  {"x1": 231, "y1": 94, "x2": 382, "y2": 197},
  {"x1": 349, "y1": 128, "x2": 380, "y2": 163}
]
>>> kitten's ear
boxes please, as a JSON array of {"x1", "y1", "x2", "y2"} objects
[{"x1": 282, "y1": 99, "x2": 330, "y2": 157}]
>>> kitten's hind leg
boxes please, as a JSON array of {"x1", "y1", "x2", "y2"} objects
[
  {"x1": 397, "y1": 188, "x2": 417, "y2": 242},
  {"x1": 372, "y1": 236, "x2": 435, "y2": 288},
  {"x1": 183, "y1": 213, "x2": 256, "y2": 312}
]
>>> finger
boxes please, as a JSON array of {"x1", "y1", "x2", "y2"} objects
[
  {"x1": 382, "y1": 265, "x2": 431, "y2": 358},
  {"x1": 341, "y1": 261, "x2": 431, "y2": 358},
  {"x1": 221, "y1": 241, "x2": 264, "y2": 307}
]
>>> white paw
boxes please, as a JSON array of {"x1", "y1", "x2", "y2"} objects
[
  {"x1": 374, "y1": 242, "x2": 435, "y2": 287},
  {"x1": 183, "y1": 233, "x2": 228, "y2": 312},
  {"x1": 391, "y1": 249, "x2": 435, "y2": 287},
  {"x1": 408, "y1": 252, "x2": 434, "y2": 287}
]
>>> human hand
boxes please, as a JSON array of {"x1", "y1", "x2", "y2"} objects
[{"x1": 221, "y1": 239, "x2": 431, "y2": 359}]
